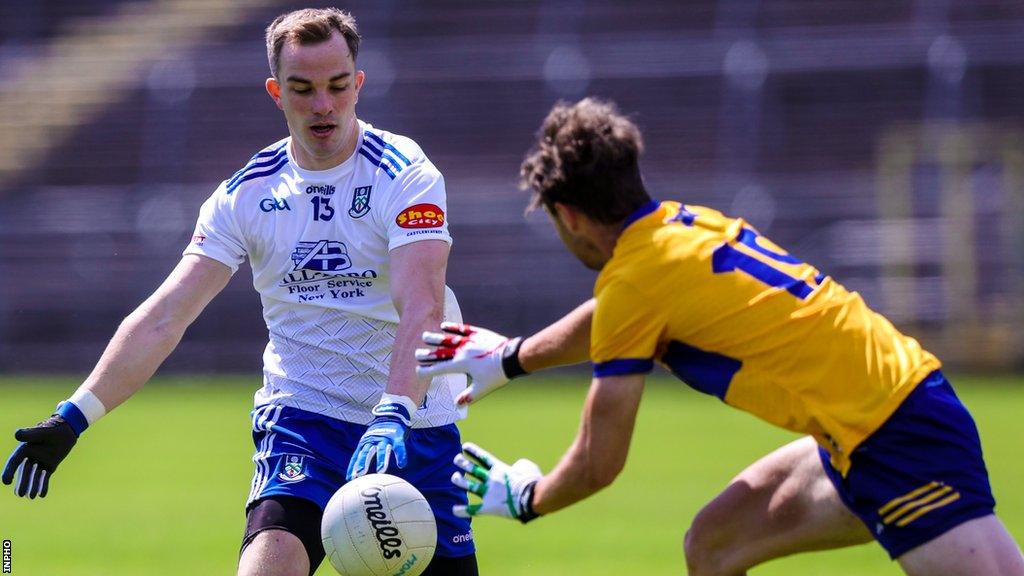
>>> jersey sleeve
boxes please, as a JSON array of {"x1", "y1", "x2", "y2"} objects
[
  {"x1": 376, "y1": 159, "x2": 453, "y2": 251},
  {"x1": 182, "y1": 182, "x2": 247, "y2": 273},
  {"x1": 591, "y1": 278, "x2": 666, "y2": 377}
]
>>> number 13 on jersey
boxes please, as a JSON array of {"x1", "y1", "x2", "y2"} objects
[{"x1": 311, "y1": 196, "x2": 335, "y2": 221}]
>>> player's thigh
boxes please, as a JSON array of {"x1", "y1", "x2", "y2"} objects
[
  {"x1": 395, "y1": 424, "x2": 477, "y2": 559},
  {"x1": 239, "y1": 496, "x2": 325, "y2": 576},
  {"x1": 897, "y1": 515, "x2": 1024, "y2": 576},
  {"x1": 238, "y1": 529, "x2": 310, "y2": 576},
  {"x1": 685, "y1": 436, "x2": 871, "y2": 574}
]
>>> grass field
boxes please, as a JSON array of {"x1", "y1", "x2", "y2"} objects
[{"x1": 1, "y1": 374, "x2": 1022, "y2": 575}]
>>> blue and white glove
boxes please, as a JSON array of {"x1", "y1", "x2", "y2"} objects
[
  {"x1": 416, "y1": 323, "x2": 528, "y2": 406},
  {"x1": 346, "y1": 394, "x2": 417, "y2": 480},
  {"x1": 451, "y1": 442, "x2": 543, "y2": 523}
]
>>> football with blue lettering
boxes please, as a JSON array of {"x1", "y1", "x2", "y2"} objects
[{"x1": 322, "y1": 474, "x2": 437, "y2": 576}]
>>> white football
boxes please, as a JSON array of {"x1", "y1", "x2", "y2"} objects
[{"x1": 321, "y1": 474, "x2": 437, "y2": 576}]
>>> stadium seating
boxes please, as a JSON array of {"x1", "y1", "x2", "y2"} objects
[{"x1": 1, "y1": 0, "x2": 1021, "y2": 371}]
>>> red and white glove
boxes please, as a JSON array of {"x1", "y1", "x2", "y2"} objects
[{"x1": 415, "y1": 322, "x2": 528, "y2": 406}]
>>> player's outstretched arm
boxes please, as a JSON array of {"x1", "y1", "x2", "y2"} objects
[
  {"x1": 450, "y1": 373, "x2": 645, "y2": 521},
  {"x1": 416, "y1": 298, "x2": 596, "y2": 405},
  {"x1": 2, "y1": 254, "x2": 232, "y2": 498},
  {"x1": 347, "y1": 240, "x2": 449, "y2": 480},
  {"x1": 519, "y1": 297, "x2": 595, "y2": 373},
  {"x1": 531, "y1": 373, "x2": 646, "y2": 513}
]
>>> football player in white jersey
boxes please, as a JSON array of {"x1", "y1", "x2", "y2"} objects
[{"x1": 2, "y1": 8, "x2": 478, "y2": 576}]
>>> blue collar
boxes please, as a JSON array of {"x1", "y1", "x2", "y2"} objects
[{"x1": 621, "y1": 200, "x2": 660, "y2": 231}]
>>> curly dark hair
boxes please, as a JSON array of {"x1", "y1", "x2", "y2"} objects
[
  {"x1": 266, "y1": 8, "x2": 361, "y2": 79},
  {"x1": 520, "y1": 98, "x2": 650, "y2": 225}
]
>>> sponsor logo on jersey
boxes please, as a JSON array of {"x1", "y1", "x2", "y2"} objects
[
  {"x1": 279, "y1": 241, "x2": 381, "y2": 300},
  {"x1": 290, "y1": 240, "x2": 352, "y2": 273},
  {"x1": 452, "y1": 532, "x2": 474, "y2": 544},
  {"x1": 191, "y1": 233, "x2": 206, "y2": 246},
  {"x1": 305, "y1": 184, "x2": 335, "y2": 196},
  {"x1": 280, "y1": 268, "x2": 378, "y2": 286},
  {"x1": 277, "y1": 454, "x2": 307, "y2": 482},
  {"x1": 349, "y1": 185, "x2": 372, "y2": 218},
  {"x1": 396, "y1": 203, "x2": 445, "y2": 229},
  {"x1": 259, "y1": 197, "x2": 291, "y2": 212}
]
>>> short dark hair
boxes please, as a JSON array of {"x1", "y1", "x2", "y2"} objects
[
  {"x1": 520, "y1": 98, "x2": 650, "y2": 225},
  {"x1": 266, "y1": 8, "x2": 361, "y2": 78}
]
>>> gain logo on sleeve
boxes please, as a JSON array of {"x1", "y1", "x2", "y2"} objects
[
  {"x1": 395, "y1": 203, "x2": 445, "y2": 229},
  {"x1": 290, "y1": 240, "x2": 352, "y2": 272}
]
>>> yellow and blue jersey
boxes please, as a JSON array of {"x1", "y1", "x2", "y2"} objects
[{"x1": 591, "y1": 201, "x2": 941, "y2": 475}]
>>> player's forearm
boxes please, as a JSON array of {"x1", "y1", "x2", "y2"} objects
[
  {"x1": 519, "y1": 298, "x2": 595, "y2": 373},
  {"x1": 386, "y1": 298, "x2": 443, "y2": 406},
  {"x1": 79, "y1": 303, "x2": 189, "y2": 412},
  {"x1": 532, "y1": 374, "x2": 642, "y2": 515},
  {"x1": 531, "y1": 437, "x2": 615, "y2": 515}
]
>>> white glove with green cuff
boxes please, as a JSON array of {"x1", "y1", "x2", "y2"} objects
[{"x1": 451, "y1": 442, "x2": 542, "y2": 523}]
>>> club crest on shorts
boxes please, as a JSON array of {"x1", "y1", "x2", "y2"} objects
[
  {"x1": 278, "y1": 455, "x2": 308, "y2": 482},
  {"x1": 349, "y1": 185, "x2": 372, "y2": 218}
]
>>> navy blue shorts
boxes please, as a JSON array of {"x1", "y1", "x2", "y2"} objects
[
  {"x1": 818, "y1": 371, "x2": 996, "y2": 559},
  {"x1": 246, "y1": 404, "x2": 475, "y2": 558}
]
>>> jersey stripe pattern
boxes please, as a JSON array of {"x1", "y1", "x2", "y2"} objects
[
  {"x1": 358, "y1": 130, "x2": 412, "y2": 180},
  {"x1": 226, "y1": 141, "x2": 290, "y2": 195}
]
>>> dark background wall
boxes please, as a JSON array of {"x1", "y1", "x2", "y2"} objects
[{"x1": 1, "y1": 0, "x2": 1022, "y2": 373}]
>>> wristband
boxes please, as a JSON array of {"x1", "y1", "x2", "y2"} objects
[
  {"x1": 501, "y1": 337, "x2": 529, "y2": 379},
  {"x1": 55, "y1": 402, "x2": 89, "y2": 437},
  {"x1": 55, "y1": 389, "x2": 108, "y2": 437},
  {"x1": 517, "y1": 479, "x2": 541, "y2": 524},
  {"x1": 69, "y1": 388, "x2": 107, "y2": 425},
  {"x1": 371, "y1": 393, "x2": 418, "y2": 426}
]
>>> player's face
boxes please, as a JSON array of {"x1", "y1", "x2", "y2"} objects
[
  {"x1": 548, "y1": 206, "x2": 608, "y2": 271},
  {"x1": 266, "y1": 33, "x2": 364, "y2": 171}
]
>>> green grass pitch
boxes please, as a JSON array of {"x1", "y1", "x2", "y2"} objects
[{"x1": 1, "y1": 374, "x2": 1021, "y2": 575}]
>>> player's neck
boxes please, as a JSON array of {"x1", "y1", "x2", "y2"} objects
[
  {"x1": 595, "y1": 225, "x2": 623, "y2": 262},
  {"x1": 578, "y1": 221, "x2": 622, "y2": 269}
]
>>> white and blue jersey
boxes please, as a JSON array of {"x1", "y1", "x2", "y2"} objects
[{"x1": 184, "y1": 120, "x2": 467, "y2": 428}]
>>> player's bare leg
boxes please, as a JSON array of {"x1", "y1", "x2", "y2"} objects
[
  {"x1": 683, "y1": 436, "x2": 872, "y2": 576},
  {"x1": 897, "y1": 514, "x2": 1024, "y2": 576},
  {"x1": 238, "y1": 529, "x2": 310, "y2": 576}
]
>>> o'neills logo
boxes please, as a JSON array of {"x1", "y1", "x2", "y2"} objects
[
  {"x1": 361, "y1": 486, "x2": 403, "y2": 559},
  {"x1": 396, "y1": 203, "x2": 445, "y2": 229},
  {"x1": 305, "y1": 184, "x2": 336, "y2": 195}
]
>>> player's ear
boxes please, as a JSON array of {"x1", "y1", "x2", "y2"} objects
[
  {"x1": 266, "y1": 77, "x2": 284, "y2": 110},
  {"x1": 353, "y1": 69, "x2": 365, "y2": 104}
]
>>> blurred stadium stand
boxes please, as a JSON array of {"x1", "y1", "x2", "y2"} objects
[{"x1": 0, "y1": 0, "x2": 1022, "y2": 372}]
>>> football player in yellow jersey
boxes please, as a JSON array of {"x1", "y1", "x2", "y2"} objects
[{"x1": 416, "y1": 98, "x2": 1024, "y2": 575}]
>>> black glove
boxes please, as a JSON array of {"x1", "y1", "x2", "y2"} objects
[{"x1": 2, "y1": 414, "x2": 79, "y2": 498}]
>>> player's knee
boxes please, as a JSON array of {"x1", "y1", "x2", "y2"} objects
[
  {"x1": 685, "y1": 500, "x2": 763, "y2": 576},
  {"x1": 238, "y1": 529, "x2": 310, "y2": 576},
  {"x1": 684, "y1": 513, "x2": 731, "y2": 576}
]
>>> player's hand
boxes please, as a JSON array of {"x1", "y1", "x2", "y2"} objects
[
  {"x1": 2, "y1": 414, "x2": 78, "y2": 499},
  {"x1": 416, "y1": 323, "x2": 526, "y2": 406},
  {"x1": 346, "y1": 397, "x2": 414, "y2": 480},
  {"x1": 451, "y1": 442, "x2": 542, "y2": 523}
]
